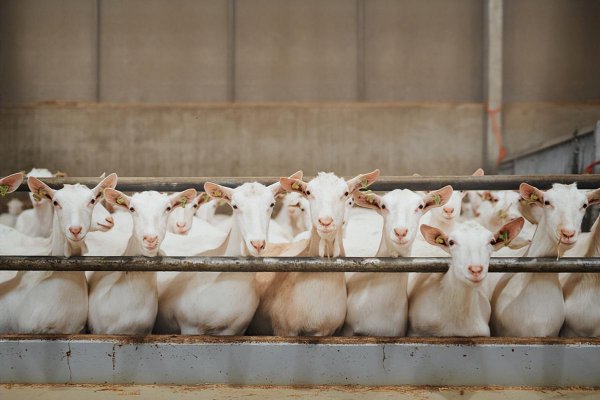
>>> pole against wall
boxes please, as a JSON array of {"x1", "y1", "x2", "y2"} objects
[{"x1": 483, "y1": 0, "x2": 504, "y2": 173}]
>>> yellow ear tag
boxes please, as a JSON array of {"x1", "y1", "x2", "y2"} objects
[
  {"x1": 202, "y1": 193, "x2": 210, "y2": 202},
  {"x1": 497, "y1": 209, "x2": 507, "y2": 219},
  {"x1": 32, "y1": 193, "x2": 42, "y2": 202},
  {"x1": 435, "y1": 236, "x2": 446, "y2": 245},
  {"x1": 291, "y1": 182, "x2": 300, "y2": 191},
  {"x1": 116, "y1": 197, "x2": 126, "y2": 205},
  {"x1": 361, "y1": 178, "x2": 369, "y2": 188},
  {"x1": 213, "y1": 190, "x2": 222, "y2": 198},
  {"x1": 0, "y1": 185, "x2": 9, "y2": 197},
  {"x1": 527, "y1": 193, "x2": 538, "y2": 205},
  {"x1": 432, "y1": 193, "x2": 441, "y2": 205},
  {"x1": 179, "y1": 197, "x2": 188, "y2": 208}
]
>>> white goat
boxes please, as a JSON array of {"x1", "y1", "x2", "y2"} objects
[
  {"x1": 155, "y1": 173, "x2": 300, "y2": 335},
  {"x1": 167, "y1": 192, "x2": 210, "y2": 235},
  {"x1": 0, "y1": 198, "x2": 24, "y2": 227},
  {"x1": 272, "y1": 192, "x2": 312, "y2": 241},
  {"x1": 0, "y1": 173, "x2": 117, "y2": 333},
  {"x1": 247, "y1": 170, "x2": 380, "y2": 336},
  {"x1": 342, "y1": 185, "x2": 453, "y2": 336},
  {"x1": 87, "y1": 188, "x2": 196, "y2": 334},
  {"x1": 408, "y1": 218, "x2": 524, "y2": 337},
  {"x1": 491, "y1": 183, "x2": 599, "y2": 337},
  {"x1": 15, "y1": 168, "x2": 55, "y2": 237}
]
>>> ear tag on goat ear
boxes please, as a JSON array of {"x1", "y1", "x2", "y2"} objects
[
  {"x1": 499, "y1": 231, "x2": 509, "y2": 243},
  {"x1": 0, "y1": 185, "x2": 9, "y2": 197},
  {"x1": 213, "y1": 189, "x2": 223, "y2": 198},
  {"x1": 497, "y1": 209, "x2": 507, "y2": 219},
  {"x1": 116, "y1": 197, "x2": 126, "y2": 205},
  {"x1": 201, "y1": 193, "x2": 210, "y2": 203},
  {"x1": 363, "y1": 190, "x2": 376, "y2": 204},
  {"x1": 361, "y1": 178, "x2": 369, "y2": 188},
  {"x1": 526, "y1": 193, "x2": 538, "y2": 205},
  {"x1": 291, "y1": 182, "x2": 300, "y2": 191},
  {"x1": 179, "y1": 197, "x2": 188, "y2": 208},
  {"x1": 435, "y1": 236, "x2": 446, "y2": 245},
  {"x1": 432, "y1": 194, "x2": 441, "y2": 205},
  {"x1": 32, "y1": 193, "x2": 42, "y2": 202}
]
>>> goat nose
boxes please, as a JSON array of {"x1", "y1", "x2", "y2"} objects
[
  {"x1": 176, "y1": 222, "x2": 186, "y2": 228},
  {"x1": 394, "y1": 227, "x2": 408, "y2": 238},
  {"x1": 69, "y1": 226, "x2": 82, "y2": 236},
  {"x1": 318, "y1": 217, "x2": 333, "y2": 227},
  {"x1": 144, "y1": 235, "x2": 158, "y2": 244},
  {"x1": 560, "y1": 228, "x2": 575, "y2": 239},
  {"x1": 443, "y1": 206, "x2": 454, "y2": 214},
  {"x1": 105, "y1": 216, "x2": 114, "y2": 226},
  {"x1": 250, "y1": 240, "x2": 266, "y2": 251},
  {"x1": 468, "y1": 265, "x2": 484, "y2": 276}
]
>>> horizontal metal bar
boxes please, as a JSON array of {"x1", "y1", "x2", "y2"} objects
[
  {"x1": 1, "y1": 256, "x2": 600, "y2": 273},
  {"x1": 14, "y1": 174, "x2": 600, "y2": 192}
]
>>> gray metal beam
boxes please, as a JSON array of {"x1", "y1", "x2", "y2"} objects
[
  {"x1": 1, "y1": 256, "x2": 600, "y2": 273},
  {"x1": 13, "y1": 174, "x2": 600, "y2": 192},
  {"x1": 1, "y1": 336, "x2": 599, "y2": 386}
]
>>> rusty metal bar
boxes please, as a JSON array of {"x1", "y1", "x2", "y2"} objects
[
  {"x1": 1, "y1": 256, "x2": 600, "y2": 273},
  {"x1": 14, "y1": 174, "x2": 600, "y2": 192}
]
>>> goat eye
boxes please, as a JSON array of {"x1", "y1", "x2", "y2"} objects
[
  {"x1": 448, "y1": 240, "x2": 455, "y2": 246},
  {"x1": 306, "y1": 190, "x2": 311, "y2": 196},
  {"x1": 490, "y1": 239, "x2": 496, "y2": 245},
  {"x1": 233, "y1": 205, "x2": 238, "y2": 210},
  {"x1": 381, "y1": 204, "x2": 386, "y2": 210},
  {"x1": 544, "y1": 200, "x2": 551, "y2": 206},
  {"x1": 270, "y1": 203, "x2": 275, "y2": 207},
  {"x1": 166, "y1": 206, "x2": 172, "y2": 212},
  {"x1": 129, "y1": 207, "x2": 135, "y2": 212},
  {"x1": 344, "y1": 191, "x2": 349, "y2": 197},
  {"x1": 418, "y1": 204, "x2": 424, "y2": 210},
  {"x1": 193, "y1": 204, "x2": 198, "y2": 209},
  {"x1": 90, "y1": 198, "x2": 96, "y2": 205},
  {"x1": 583, "y1": 203, "x2": 588, "y2": 209},
  {"x1": 53, "y1": 201, "x2": 59, "y2": 207},
  {"x1": 301, "y1": 208, "x2": 305, "y2": 212}
]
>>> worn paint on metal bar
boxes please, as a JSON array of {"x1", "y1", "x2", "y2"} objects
[
  {"x1": 1, "y1": 256, "x2": 600, "y2": 273},
  {"x1": 1, "y1": 336, "x2": 599, "y2": 386},
  {"x1": 13, "y1": 174, "x2": 600, "y2": 193}
]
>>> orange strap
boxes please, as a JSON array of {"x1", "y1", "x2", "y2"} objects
[{"x1": 486, "y1": 104, "x2": 506, "y2": 165}]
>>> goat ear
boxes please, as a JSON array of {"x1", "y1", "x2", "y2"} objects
[
  {"x1": 269, "y1": 171, "x2": 303, "y2": 197},
  {"x1": 280, "y1": 177, "x2": 308, "y2": 196},
  {"x1": 472, "y1": 168, "x2": 485, "y2": 176},
  {"x1": 347, "y1": 169, "x2": 380, "y2": 194},
  {"x1": 0, "y1": 173, "x2": 24, "y2": 196},
  {"x1": 196, "y1": 192, "x2": 211, "y2": 207},
  {"x1": 169, "y1": 188, "x2": 197, "y2": 210},
  {"x1": 204, "y1": 183, "x2": 233, "y2": 204},
  {"x1": 423, "y1": 185, "x2": 453, "y2": 212},
  {"x1": 92, "y1": 173, "x2": 118, "y2": 200},
  {"x1": 519, "y1": 183, "x2": 544, "y2": 207},
  {"x1": 353, "y1": 190, "x2": 383, "y2": 211},
  {"x1": 420, "y1": 224, "x2": 450, "y2": 253},
  {"x1": 587, "y1": 188, "x2": 600, "y2": 206},
  {"x1": 492, "y1": 217, "x2": 525, "y2": 251},
  {"x1": 104, "y1": 188, "x2": 131, "y2": 210},
  {"x1": 27, "y1": 176, "x2": 54, "y2": 201}
]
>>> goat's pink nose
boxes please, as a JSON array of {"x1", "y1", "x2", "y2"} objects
[
  {"x1": 318, "y1": 217, "x2": 333, "y2": 227},
  {"x1": 443, "y1": 206, "x2": 454, "y2": 214},
  {"x1": 394, "y1": 227, "x2": 408, "y2": 238},
  {"x1": 468, "y1": 265, "x2": 483, "y2": 276},
  {"x1": 69, "y1": 226, "x2": 82, "y2": 236},
  {"x1": 250, "y1": 240, "x2": 266, "y2": 251},
  {"x1": 105, "y1": 216, "x2": 114, "y2": 226},
  {"x1": 144, "y1": 235, "x2": 158, "y2": 244},
  {"x1": 176, "y1": 222, "x2": 186, "y2": 228},
  {"x1": 560, "y1": 228, "x2": 576, "y2": 239}
]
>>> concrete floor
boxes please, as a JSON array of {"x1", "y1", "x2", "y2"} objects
[{"x1": 1, "y1": 385, "x2": 599, "y2": 400}]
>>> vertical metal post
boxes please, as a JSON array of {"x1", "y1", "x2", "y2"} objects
[
  {"x1": 357, "y1": 0, "x2": 366, "y2": 101},
  {"x1": 227, "y1": 0, "x2": 236, "y2": 102},
  {"x1": 483, "y1": 0, "x2": 504, "y2": 173}
]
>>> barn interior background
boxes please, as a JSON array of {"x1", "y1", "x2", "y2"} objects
[{"x1": 1, "y1": 0, "x2": 599, "y2": 178}]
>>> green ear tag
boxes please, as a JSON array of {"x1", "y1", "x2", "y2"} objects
[
  {"x1": 0, "y1": 184, "x2": 9, "y2": 197},
  {"x1": 116, "y1": 197, "x2": 126, "y2": 205},
  {"x1": 202, "y1": 193, "x2": 210, "y2": 202},
  {"x1": 432, "y1": 193, "x2": 441, "y2": 205},
  {"x1": 291, "y1": 182, "x2": 300, "y2": 191},
  {"x1": 499, "y1": 231, "x2": 509, "y2": 243},
  {"x1": 435, "y1": 236, "x2": 446, "y2": 245}
]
